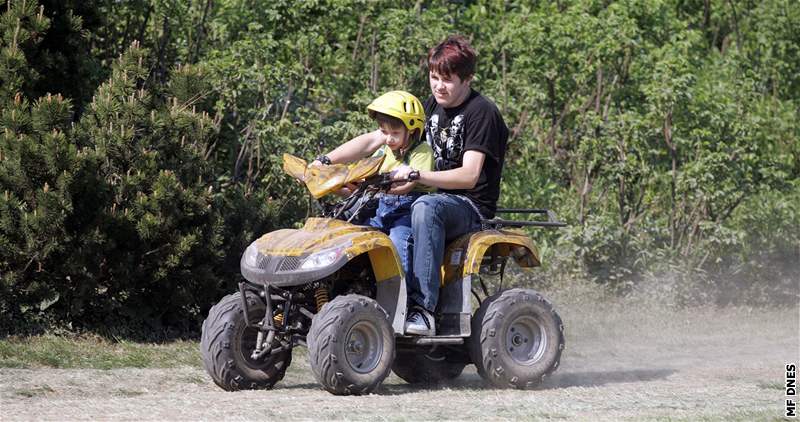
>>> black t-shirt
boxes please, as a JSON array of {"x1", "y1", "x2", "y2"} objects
[{"x1": 422, "y1": 90, "x2": 509, "y2": 218}]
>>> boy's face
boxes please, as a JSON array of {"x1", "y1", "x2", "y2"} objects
[
  {"x1": 379, "y1": 122, "x2": 409, "y2": 151},
  {"x1": 429, "y1": 70, "x2": 472, "y2": 108}
]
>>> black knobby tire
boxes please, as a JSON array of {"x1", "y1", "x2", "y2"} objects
[
  {"x1": 200, "y1": 292, "x2": 292, "y2": 391},
  {"x1": 469, "y1": 288, "x2": 564, "y2": 389},
  {"x1": 392, "y1": 351, "x2": 466, "y2": 386},
  {"x1": 307, "y1": 294, "x2": 395, "y2": 395}
]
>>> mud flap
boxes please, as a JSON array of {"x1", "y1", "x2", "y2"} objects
[
  {"x1": 376, "y1": 275, "x2": 407, "y2": 334},
  {"x1": 438, "y1": 274, "x2": 472, "y2": 336}
]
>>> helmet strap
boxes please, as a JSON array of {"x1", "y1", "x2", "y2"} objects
[{"x1": 394, "y1": 130, "x2": 422, "y2": 164}]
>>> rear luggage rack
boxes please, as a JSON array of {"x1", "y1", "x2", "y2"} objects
[{"x1": 482, "y1": 208, "x2": 567, "y2": 229}]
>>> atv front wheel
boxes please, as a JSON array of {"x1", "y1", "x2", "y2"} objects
[
  {"x1": 469, "y1": 288, "x2": 564, "y2": 389},
  {"x1": 308, "y1": 294, "x2": 394, "y2": 395},
  {"x1": 392, "y1": 351, "x2": 465, "y2": 385},
  {"x1": 200, "y1": 292, "x2": 292, "y2": 391}
]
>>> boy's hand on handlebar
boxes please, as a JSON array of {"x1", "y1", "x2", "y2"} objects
[
  {"x1": 336, "y1": 182, "x2": 360, "y2": 196},
  {"x1": 391, "y1": 165, "x2": 416, "y2": 182},
  {"x1": 387, "y1": 166, "x2": 418, "y2": 195}
]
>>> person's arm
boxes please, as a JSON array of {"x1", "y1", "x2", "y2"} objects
[
  {"x1": 393, "y1": 150, "x2": 485, "y2": 190},
  {"x1": 312, "y1": 129, "x2": 384, "y2": 165}
]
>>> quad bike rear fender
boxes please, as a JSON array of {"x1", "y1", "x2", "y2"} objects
[
  {"x1": 442, "y1": 229, "x2": 541, "y2": 284},
  {"x1": 437, "y1": 229, "x2": 541, "y2": 336}
]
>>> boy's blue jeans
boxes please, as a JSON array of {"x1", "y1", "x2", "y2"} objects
[
  {"x1": 408, "y1": 194, "x2": 482, "y2": 312},
  {"x1": 368, "y1": 192, "x2": 426, "y2": 283}
]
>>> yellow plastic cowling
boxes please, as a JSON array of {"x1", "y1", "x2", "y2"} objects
[
  {"x1": 344, "y1": 155, "x2": 385, "y2": 185},
  {"x1": 281, "y1": 153, "x2": 385, "y2": 199},
  {"x1": 250, "y1": 217, "x2": 403, "y2": 283},
  {"x1": 283, "y1": 153, "x2": 308, "y2": 181},
  {"x1": 344, "y1": 229, "x2": 403, "y2": 283},
  {"x1": 441, "y1": 230, "x2": 541, "y2": 284}
]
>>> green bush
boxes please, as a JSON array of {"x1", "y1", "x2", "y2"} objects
[{"x1": 1, "y1": 0, "x2": 798, "y2": 335}]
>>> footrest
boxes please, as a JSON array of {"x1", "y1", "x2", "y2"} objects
[{"x1": 396, "y1": 336, "x2": 465, "y2": 346}]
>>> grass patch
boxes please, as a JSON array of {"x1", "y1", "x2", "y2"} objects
[
  {"x1": 14, "y1": 385, "x2": 55, "y2": 398},
  {"x1": 114, "y1": 388, "x2": 147, "y2": 397},
  {"x1": 179, "y1": 373, "x2": 208, "y2": 384},
  {"x1": 757, "y1": 381, "x2": 784, "y2": 390},
  {"x1": 651, "y1": 409, "x2": 784, "y2": 421},
  {"x1": 0, "y1": 334, "x2": 201, "y2": 369}
]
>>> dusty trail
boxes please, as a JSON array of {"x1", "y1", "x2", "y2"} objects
[{"x1": 2, "y1": 303, "x2": 797, "y2": 421}]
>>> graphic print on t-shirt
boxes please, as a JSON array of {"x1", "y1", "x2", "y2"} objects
[{"x1": 426, "y1": 113, "x2": 465, "y2": 171}]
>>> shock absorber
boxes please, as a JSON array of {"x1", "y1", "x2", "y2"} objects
[
  {"x1": 273, "y1": 309, "x2": 284, "y2": 327},
  {"x1": 314, "y1": 286, "x2": 329, "y2": 312}
]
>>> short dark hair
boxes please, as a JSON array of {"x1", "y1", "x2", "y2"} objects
[
  {"x1": 372, "y1": 111, "x2": 421, "y2": 141},
  {"x1": 427, "y1": 35, "x2": 476, "y2": 80},
  {"x1": 372, "y1": 111, "x2": 406, "y2": 131}
]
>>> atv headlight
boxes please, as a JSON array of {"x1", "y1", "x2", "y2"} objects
[
  {"x1": 300, "y1": 246, "x2": 346, "y2": 270},
  {"x1": 243, "y1": 243, "x2": 260, "y2": 268}
]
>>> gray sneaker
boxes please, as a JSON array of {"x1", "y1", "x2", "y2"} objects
[{"x1": 404, "y1": 306, "x2": 435, "y2": 336}]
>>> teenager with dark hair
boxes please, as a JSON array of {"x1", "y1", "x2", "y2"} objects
[
  {"x1": 315, "y1": 35, "x2": 508, "y2": 336},
  {"x1": 392, "y1": 35, "x2": 509, "y2": 335}
]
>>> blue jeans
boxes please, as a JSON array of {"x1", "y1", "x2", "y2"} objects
[
  {"x1": 409, "y1": 193, "x2": 482, "y2": 312},
  {"x1": 368, "y1": 192, "x2": 425, "y2": 283}
]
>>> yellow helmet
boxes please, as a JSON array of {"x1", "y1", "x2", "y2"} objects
[{"x1": 367, "y1": 90, "x2": 425, "y2": 134}]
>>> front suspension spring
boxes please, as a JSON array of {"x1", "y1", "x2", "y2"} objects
[{"x1": 314, "y1": 286, "x2": 329, "y2": 312}]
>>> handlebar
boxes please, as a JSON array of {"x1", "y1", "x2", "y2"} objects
[
  {"x1": 329, "y1": 172, "x2": 416, "y2": 221},
  {"x1": 361, "y1": 172, "x2": 416, "y2": 189}
]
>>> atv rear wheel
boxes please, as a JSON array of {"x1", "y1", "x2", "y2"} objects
[
  {"x1": 469, "y1": 288, "x2": 564, "y2": 389},
  {"x1": 308, "y1": 294, "x2": 394, "y2": 395},
  {"x1": 392, "y1": 351, "x2": 465, "y2": 385},
  {"x1": 200, "y1": 292, "x2": 292, "y2": 391}
]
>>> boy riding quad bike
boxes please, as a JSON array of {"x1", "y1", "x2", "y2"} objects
[{"x1": 200, "y1": 153, "x2": 566, "y2": 395}]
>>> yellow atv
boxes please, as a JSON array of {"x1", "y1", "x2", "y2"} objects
[{"x1": 200, "y1": 153, "x2": 566, "y2": 395}]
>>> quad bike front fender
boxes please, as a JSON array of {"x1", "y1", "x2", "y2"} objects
[
  {"x1": 241, "y1": 218, "x2": 404, "y2": 286},
  {"x1": 239, "y1": 218, "x2": 407, "y2": 333}
]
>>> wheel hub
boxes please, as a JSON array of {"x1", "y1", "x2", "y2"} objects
[
  {"x1": 345, "y1": 320, "x2": 383, "y2": 374},
  {"x1": 506, "y1": 315, "x2": 546, "y2": 365},
  {"x1": 348, "y1": 339, "x2": 364, "y2": 354}
]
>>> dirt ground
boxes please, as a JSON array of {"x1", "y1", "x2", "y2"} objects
[{"x1": 2, "y1": 301, "x2": 797, "y2": 421}]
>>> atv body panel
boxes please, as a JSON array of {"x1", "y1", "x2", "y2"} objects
[
  {"x1": 283, "y1": 153, "x2": 385, "y2": 199},
  {"x1": 437, "y1": 229, "x2": 541, "y2": 336},
  {"x1": 240, "y1": 217, "x2": 407, "y2": 333}
]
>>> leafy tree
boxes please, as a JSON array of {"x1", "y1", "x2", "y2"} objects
[
  {"x1": 1, "y1": 1, "x2": 227, "y2": 332},
  {"x1": 0, "y1": 0, "x2": 80, "y2": 330},
  {"x1": 2, "y1": 0, "x2": 798, "y2": 334}
]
